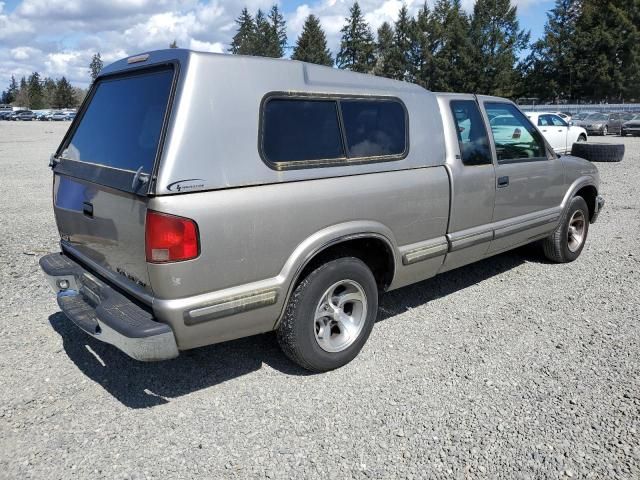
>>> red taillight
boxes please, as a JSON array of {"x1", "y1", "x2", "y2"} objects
[{"x1": 145, "y1": 211, "x2": 199, "y2": 263}]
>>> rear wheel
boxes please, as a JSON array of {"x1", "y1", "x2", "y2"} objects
[
  {"x1": 543, "y1": 196, "x2": 590, "y2": 263},
  {"x1": 577, "y1": 134, "x2": 586, "y2": 142},
  {"x1": 277, "y1": 257, "x2": 378, "y2": 372}
]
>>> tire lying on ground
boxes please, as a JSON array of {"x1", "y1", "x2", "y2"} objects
[{"x1": 570, "y1": 142, "x2": 625, "y2": 163}]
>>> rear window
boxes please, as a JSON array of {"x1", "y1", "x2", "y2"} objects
[{"x1": 62, "y1": 66, "x2": 174, "y2": 173}]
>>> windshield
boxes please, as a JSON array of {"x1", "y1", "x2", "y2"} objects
[
  {"x1": 62, "y1": 66, "x2": 174, "y2": 173},
  {"x1": 586, "y1": 113, "x2": 607, "y2": 121}
]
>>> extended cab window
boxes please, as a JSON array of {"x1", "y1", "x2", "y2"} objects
[
  {"x1": 262, "y1": 99, "x2": 345, "y2": 163},
  {"x1": 62, "y1": 66, "x2": 174, "y2": 173},
  {"x1": 450, "y1": 100, "x2": 492, "y2": 166},
  {"x1": 340, "y1": 100, "x2": 406, "y2": 158},
  {"x1": 485, "y1": 102, "x2": 546, "y2": 162}
]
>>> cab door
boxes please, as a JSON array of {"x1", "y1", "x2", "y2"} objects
[
  {"x1": 438, "y1": 96, "x2": 496, "y2": 273},
  {"x1": 479, "y1": 99, "x2": 566, "y2": 254}
]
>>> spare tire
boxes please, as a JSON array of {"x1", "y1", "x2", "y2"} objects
[{"x1": 571, "y1": 142, "x2": 625, "y2": 162}]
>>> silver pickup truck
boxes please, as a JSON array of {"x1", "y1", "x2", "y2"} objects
[{"x1": 40, "y1": 49, "x2": 604, "y2": 372}]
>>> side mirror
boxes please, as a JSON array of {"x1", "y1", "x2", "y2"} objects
[{"x1": 568, "y1": 121, "x2": 574, "y2": 126}]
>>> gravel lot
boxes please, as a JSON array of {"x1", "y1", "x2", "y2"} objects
[{"x1": 1, "y1": 121, "x2": 639, "y2": 479}]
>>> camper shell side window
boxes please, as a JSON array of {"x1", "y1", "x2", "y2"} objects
[{"x1": 259, "y1": 93, "x2": 409, "y2": 170}]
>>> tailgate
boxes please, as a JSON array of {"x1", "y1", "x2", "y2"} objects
[
  {"x1": 50, "y1": 63, "x2": 177, "y2": 296},
  {"x1": 53, "y1": 174, "x2": 151, "y2": 291}
]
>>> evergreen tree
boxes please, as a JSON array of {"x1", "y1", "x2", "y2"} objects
[
  {"x1": 15, "y1": 76, "x2": 29, "y2": 107},
  {"x1": 374, "y1": 22, "x2": 395, "y2": 78},
  {"x1": 430, "y1": 0, "x2": 474, "y2": 92},
  {"x1": 253, "y1": 9, "x2": 270, "y2": 56},
  {"x1": 409, "y1": 2, "x2": 438, "y2": 89},
  {"x1": 42, "y1": 77, "x2": 57, "y2": 108},
  {"x1": 264, "y1": 5, "x2": 287, "y2": 58},
  {"x1": 169, "y1": 40, "x2": 178, "y2": 48},
  {"x1": 89, "y1": 53, "x2": 103, "y2": 83},
  {"x1": 27, "y1": 72, "x2": 44, "y2": 109},
  {"x1": 386, "y1": 4, "x2": 414, "y2": 81},
  {"x1": 468, "y1": 0, "x2": 530, "y2": 97},
  {"x1": 229, "y1": 8, "x2": 256, "y2": 55},
  {"x1": 336, "y1": 2, "x2": 375, "y2": 73},
  {"x1": 55, "y1": 77, "x2": 75, "y2": 108},
  {"x1": 6, "y1": 75, "x2": 18, "y2": 104},
  {"x1": 519, "y1": 0, "x2": 580, "y2": 102},
  {"x1": 292, "y1": 14, "x2": 333, "y2": 66},
  {"x1": 572, "y1": 0, "x2": 640, "y2": 102}
]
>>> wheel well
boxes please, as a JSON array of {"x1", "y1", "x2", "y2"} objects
[
  {"x1": 296, "y1": 237, "x2": 395, "y2": 292},
  {"x1": 576, "y1": 185, "x2": 597, "y2": 221},
  {"x1": 578, "y1": 133, "x2": 587, "y2": 140}
]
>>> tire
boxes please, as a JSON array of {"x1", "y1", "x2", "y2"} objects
[
  {"x1": 277, "y1": 257, "x2": 378, "y2": 372},
  {"x1": 571, "y1": 142, "x2": 624, "y2": 162},
  {"x1": 577, "y1": 134, "x2": 586, "y2": 142},
  {"x1": 543, "y1": 196, "x2": 590, "y2": 263}
]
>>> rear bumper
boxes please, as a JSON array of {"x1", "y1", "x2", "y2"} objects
[{"x1": 39, "y1": 252, "x2": 179, "y2": 361}]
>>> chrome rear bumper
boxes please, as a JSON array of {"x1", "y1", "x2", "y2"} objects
[{"x1": 40, "y1": 252, "x2": 179, "y2": 361}]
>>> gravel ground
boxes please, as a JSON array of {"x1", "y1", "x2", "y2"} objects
[{"x1": 1, "y1": 121, "x2": 639, "y2": 479}]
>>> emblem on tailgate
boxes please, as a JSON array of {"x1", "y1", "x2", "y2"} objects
[{"x1": 167, "y1": 179, "x2": 205, "y2": 192}]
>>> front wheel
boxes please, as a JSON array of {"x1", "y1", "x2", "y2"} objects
[
  {"x1": 542, "y1": 196, "x2": 590, "y2": 263},
  {"x1": 602, "y1": 126, "x2": 608, "y2": 136},
  {"x1": 277, "y1": 257, "x2": 378, "y2": 372}
]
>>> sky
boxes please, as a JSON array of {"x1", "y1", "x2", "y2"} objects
[{"x1": 0, "y1": 0, "x2": 553, "y2": 90}]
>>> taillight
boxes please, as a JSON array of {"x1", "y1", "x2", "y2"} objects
[{"x1": 145, "y1": 210, "x2": 199, "y2": 263}]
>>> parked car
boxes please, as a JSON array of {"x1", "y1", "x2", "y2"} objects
[
  {"x1": 620, "y1": 114, "x2": 640, "y2": 136},
  {"x1": 0, "y1": 111, "x2": 13, "y2": 120},
  {"x1": 40, "y1": 50, "x2": 605, "y2": 372},
  {"x1": 575, "y1": 112, "x2": 625, "y2": 135},
  {"x1": 572, "y1": 112, "x2": 593, "y2": 122},
  {"x1": 555, "y1": 112, "x2": 572, "y2": 122},
  {"x1": 526, "y1": 112, "x2": 587, "y2": 154},
  {"x1": 13, "y1": 110, "x2": 34, "y2": 121},
  {"x1": 48, "y1": 111, "x2": 68, "y2": 121},
  {"x1": 64, "y1": 111, "x2": 76, "y2": 120},
  {"x1": 36, "y1": 111, "x2": 51, "y2": 121}
]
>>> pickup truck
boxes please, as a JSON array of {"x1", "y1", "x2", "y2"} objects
[{"x1": 40, "y1": 49, "x2": 605, "y2": 372}]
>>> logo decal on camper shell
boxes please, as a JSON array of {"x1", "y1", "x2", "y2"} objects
[{"x1": 167, "y1": 179, "x2": 206, "y2": 192}]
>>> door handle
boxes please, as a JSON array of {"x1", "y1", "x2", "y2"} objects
[{"x1": 497, "y1": 176, "x2": 509, "y2": 188}]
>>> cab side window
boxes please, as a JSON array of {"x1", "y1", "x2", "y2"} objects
[
  {"x1": 538, "y1": 115, "x2": 553, "y2": 127},
  {"x1": 449, "y1": 100, "x2": 492, "y2": 166},
  {"x1": 549, "y1": 115, "x2": 567, "y2": 127},
  {"x1": 485, "y1": 102, "x2": 547, "y2": 162}
]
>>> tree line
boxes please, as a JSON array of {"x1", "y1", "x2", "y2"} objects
[
  {"x1": 0, "y1": 52, "x2": 102, "y2": 109},
  {"x1": 230, "y1": 0, "x2": 640, "y2": 103},
  {"x1": 3, "y1": 0, "x2": 636, "y2": 107},
  {"x1": 0, "y1": 74, "x2": 84, "y2": 109}
]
